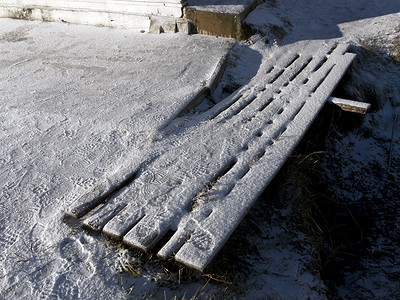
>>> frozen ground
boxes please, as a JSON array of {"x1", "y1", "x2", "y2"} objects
[
  {"x1": 1, "y1": 0, "x2": 400, "y2": 299},
  {"x1": 245, "y1": 0, "x2": 400, "y2": 298}
]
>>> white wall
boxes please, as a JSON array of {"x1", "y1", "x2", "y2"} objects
[{"x1": 0, "y1": 0, "x2": 186, "y2": 29}]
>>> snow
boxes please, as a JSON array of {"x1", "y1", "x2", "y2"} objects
[
  {"x1": 0, "y1": 19, "x2": 234, "y2": 299},
  {"x1": 1, "y1": 0, "x2": 400, "y2": 298},
  {"x1": 245, "y1": 0, "x2": 400, "y2": 44},
  {"x1": 187, "y1": 0, "x2": 259, "y2": 15}
]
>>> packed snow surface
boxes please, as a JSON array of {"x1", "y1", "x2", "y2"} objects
[{"x1": 0, "y1": 20, "x2": 234, "y2": 298}]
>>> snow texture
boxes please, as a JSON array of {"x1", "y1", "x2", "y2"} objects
[
  {"x1": 0, "y1": 19, "x2": 233, "y2": 225},
  {"x1": 0, "y1": 19, "x2": 233, "y2": 297},
  {"x1": 187, "y1": 0, "x2": 259, "y2": 15},
  {"x1": 245, "y1": 0, "x2": 400, "y2": 45}
]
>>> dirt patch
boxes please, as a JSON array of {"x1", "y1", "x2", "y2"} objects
[
  {"x1": 11, "y1": 8, "x2": 34, "y2": 20},
  {"x1": 0, "y1": 25, "x2": 33, "y2": 43}
]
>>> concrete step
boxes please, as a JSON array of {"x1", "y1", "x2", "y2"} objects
[
  {"x1": 0, "y1": 0, "x2": 186, "y2": 29},
  {"x1": 0, "y1": 0, "x2": 262, "y2": 38},
  {"x1": 184, "y1": 0, "x2": 262, "y2": 39},
  {"x1": 149, "y1": 16, "x2": 193, "y2": 34}
]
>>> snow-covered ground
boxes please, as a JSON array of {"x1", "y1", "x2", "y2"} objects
[{"x1": 1, "y1": 0, "x2": 399, "y2": 298}]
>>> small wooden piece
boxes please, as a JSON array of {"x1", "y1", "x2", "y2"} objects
[{"x1": 328, "y1": 97, "x2": 371, "y2": 114}]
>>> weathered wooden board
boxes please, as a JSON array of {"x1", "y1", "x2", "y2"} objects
[{"x1": 67, "y1": 41, "x2": 356, "y2": 271}]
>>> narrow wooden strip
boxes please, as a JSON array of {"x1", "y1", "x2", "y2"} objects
[{"x1": 328, "y1": 97, "x2": 371, "y2": 114}]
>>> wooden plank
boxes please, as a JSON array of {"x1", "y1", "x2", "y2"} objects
[{"x1": 67, "y1": 41, "x2": 356, "y2": 271}]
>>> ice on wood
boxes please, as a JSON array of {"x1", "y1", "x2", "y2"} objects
[{"x1": 67, "y1": 41, "x2": 356, "y2": 271}]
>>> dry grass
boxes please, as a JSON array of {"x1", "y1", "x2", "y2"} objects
[
  {"x1": 361, "y1": 24, "x2": 400, "y2": 65},
  {"x1": 189, "y1": 183, "x2": 215, "y2": 211},
  {"x1": 389, "y1": 24, "x2": 400, "y2": 63},
  {"x1": 279, "y1": 151, "x2": 326, "y2": 270}
]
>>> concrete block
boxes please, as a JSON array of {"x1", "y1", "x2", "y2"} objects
[
  {"x1": 149, "y1": 16, "x2": 178, "y2": 34},
  {"x1": 176, "y1": 18, "x2": 192, "y2": 34}
]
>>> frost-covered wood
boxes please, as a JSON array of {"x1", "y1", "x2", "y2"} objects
[
  {"x1": 67, "y1": 41, "x2": 356, "y2": 271},
  {"x1": 328, "y1": 96, "x2": 371, "y2": 114}
]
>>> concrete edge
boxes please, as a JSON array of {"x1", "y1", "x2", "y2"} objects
[
  {"x1": 0, "y1": 6, "x2": 152, "y2": 29},
  {"x1": 183, "y1": 0, "x2": 262, "y2": 39}
]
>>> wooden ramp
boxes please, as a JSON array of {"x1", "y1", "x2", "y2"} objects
[{"x1": 66, "y1": 41, "x2": 356, "y2": 271}]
